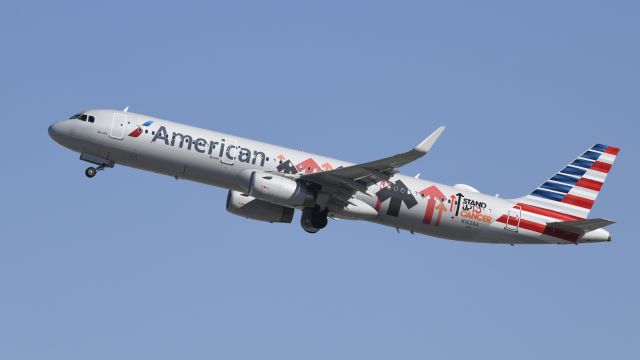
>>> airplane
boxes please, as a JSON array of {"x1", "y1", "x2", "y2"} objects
[{"x1": 48, "y1": 108, "x2": 619, "y2": 245}]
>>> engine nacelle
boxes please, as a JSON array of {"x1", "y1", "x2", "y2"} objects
[
  {"x1": 247, "y1": 171, "x2": 315, "y2": 207},
  {"x1": 226, "y1": 191, "x2": 294, "y2": 223}
]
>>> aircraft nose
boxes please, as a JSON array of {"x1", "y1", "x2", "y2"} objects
[
  {"x1": 48, "y1": 120, "x2": 73, "y2": 145},
  {"x1": 48, "y1": 122, "x2": 62, "y2": 141}
]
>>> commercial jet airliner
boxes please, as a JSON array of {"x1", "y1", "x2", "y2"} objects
[{"x1": 49, "y1": 108, "x2": 619, "y2": 244}]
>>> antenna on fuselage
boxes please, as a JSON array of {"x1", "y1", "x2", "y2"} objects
[{"x1": 123, "y1": 106, "x2": 129, "y2": 112}]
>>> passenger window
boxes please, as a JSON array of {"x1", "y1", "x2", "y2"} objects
[
  {"x1": 79, "y1": 114, "x2": 87, "y2": 121},
  {"x1": 88, "y1": 116, "x2": 95, "y2": 123}
]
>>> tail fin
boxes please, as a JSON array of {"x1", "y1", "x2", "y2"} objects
[{"x1": 517, "y1": 144, "x2": 620, "y2": 220}]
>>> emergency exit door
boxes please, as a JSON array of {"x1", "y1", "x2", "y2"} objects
[{"x1": 504, "y1": 205, "x2": 521, "y2": 232}]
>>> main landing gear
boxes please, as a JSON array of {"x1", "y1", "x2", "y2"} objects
[
  {"x1": 300, "y1": 205, "x2": 329, "y2": 233},
  {"x1": 85, "y1": 164, "x2": 107, "y2": 178}
]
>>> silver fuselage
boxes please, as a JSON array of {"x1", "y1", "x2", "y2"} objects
[{"x1": 49, "y1": 109, "x2": 610, "y2": 244}]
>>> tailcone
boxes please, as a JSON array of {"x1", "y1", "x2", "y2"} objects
[{"x1": 580, "y1": 228, "x2": 611, "y2": 243}]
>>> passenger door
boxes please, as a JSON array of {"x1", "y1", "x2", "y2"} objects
[{"x1": 109, "y1": 113, "x2": 127, "y2": 139}]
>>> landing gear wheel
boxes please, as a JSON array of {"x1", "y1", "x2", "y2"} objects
[
  {"x1": 85, "y1": 167, "x2": 97, "y2": 178},
  {"x1": 311, "y1": 213, "x2": 328, "y2": 229},
  {"x1": 300, "y1": 206, "x2": 329, "y2": 234},
  {"x1": 302, "y1": 225, "x2": 320, "y2": 234}
]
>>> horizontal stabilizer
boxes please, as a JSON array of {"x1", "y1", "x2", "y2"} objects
[{"x1": 546, "y1": 218, "x2": 615, "y2": 235}]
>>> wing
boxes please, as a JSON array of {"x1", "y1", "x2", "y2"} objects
[{"x1": 300, "y1": 126, "x2": 445, "y2": 207}]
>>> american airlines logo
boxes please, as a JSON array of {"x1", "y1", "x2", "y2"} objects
[
  {"x1": 128, "y1": 120, "x2": 154, "y2": 137},
  {"x1": 151, "y1": 126, "x2": 268, "y2": 166}
]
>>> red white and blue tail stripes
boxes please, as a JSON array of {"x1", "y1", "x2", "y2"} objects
[
  {"x1": 496, "y1": 144, "x2": 619, "y2": 243},
  {"x1": 522, "y1": 144, "x2": 619, "y2": 219}
]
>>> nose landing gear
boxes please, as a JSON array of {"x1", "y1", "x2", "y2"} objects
[
  {"x1": 84, "y1": 164, "x2": 107, "y2": 178},
  {"x1": 300, "y1": 205, "x2": 329, "y2": 233},
  {"x1": 80, "y1": 153, "x2": 114, "y2": 179},
  {"x1": 85, "y1": 167, "x2": 97, "y2": 178}
]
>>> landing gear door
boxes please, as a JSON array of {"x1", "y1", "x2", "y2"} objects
[
  {"x1": 110, "y1": 113, "x2": 127, "y2": 139},
  {"x1": 220, "y1": 138, "x2": 236, "y2": 165},
  {"x1": 504, "y1": 205, "x2": 521, "y2": 232}
]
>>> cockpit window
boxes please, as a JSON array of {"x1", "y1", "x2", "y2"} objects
[{"x1": 69, "y1": 113, "x2": 95, "y2": 123}]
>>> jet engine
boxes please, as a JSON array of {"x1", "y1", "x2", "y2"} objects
[
  {"x1": 247, "y1": 171, "x2": 315, "y2": 207},
  {"x1": 226, "y1": 190, "x2": 294, "y2": 223}
]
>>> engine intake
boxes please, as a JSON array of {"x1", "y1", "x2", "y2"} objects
[
  {"x1": 226, "y1": 191, "x2": 294, "y2": 223},
  {"x1": 248, "y1": 171, "x2": 315, "y2": 207}
]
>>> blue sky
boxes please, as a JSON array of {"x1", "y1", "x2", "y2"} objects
[{"x1": 0, "y1": 1, "x2": 638, "y2": 358}]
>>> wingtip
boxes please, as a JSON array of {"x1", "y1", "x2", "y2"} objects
[{"x1": 415, "y1": 126, "x2": 445, "y2": 153}]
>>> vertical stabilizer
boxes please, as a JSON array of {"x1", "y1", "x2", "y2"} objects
[{"x1": 517, "y1": 144, "x2": 620, "y2": 220}]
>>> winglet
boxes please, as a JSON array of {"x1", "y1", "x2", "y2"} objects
[{"x1": 415, "y1": 126, "x2": 445, "y2": 153}]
